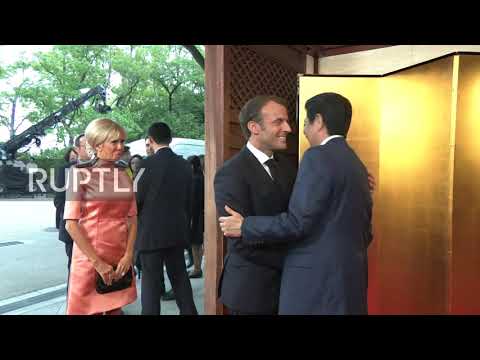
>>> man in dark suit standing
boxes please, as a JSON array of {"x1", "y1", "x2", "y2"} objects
[
  {"x1": 220, "y1": 93, "x2": 373, "y2": 315},
  {"x1": 214, "y1": 95, "x2": 297, "y2": 315},
  {"x1": 136, "y1": 122, "x2": 197, "y2": 315}
]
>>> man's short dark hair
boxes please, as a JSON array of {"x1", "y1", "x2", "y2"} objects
[
  {"x1": 147, "y1": 122, "x2": 172, "y2": 145},
  {"x1": 74, "y1": 133, "x2": 85, "y2": 148},
  {"x1": 239, "y1": 95, "x2": 288, "y2": 139},
  {"x1": 64, "y1": 147, "x2": 77, "y2": 163},
  {"x1": 305, "y1": 93, "x2": 352, "y2": 137}
]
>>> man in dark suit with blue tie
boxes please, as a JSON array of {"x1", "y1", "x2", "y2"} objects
[{"x1": 219, "y1": 92, "x2": 373, "y2": 315}]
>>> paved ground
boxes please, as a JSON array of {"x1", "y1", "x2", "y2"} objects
[
  {"x1": 1, "y1": 272, "x2": 205, "y2": 315},
  {"x1": 0, "y1": 199, "x2": 68, "y2": 301},
  {"x1": 0, "y1": 199, "x2": 204, "y2": 315}
]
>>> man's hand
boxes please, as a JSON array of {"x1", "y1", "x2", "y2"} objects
[
  {"x1": 219, "y1": 205, "x2": 244, "y2": 238},
  {"x1": 368, "y1": 172, "x2": 376, "y2": 193}
]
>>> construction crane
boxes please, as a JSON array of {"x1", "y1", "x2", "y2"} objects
[{"x1": 0, "y1": 85, "x2": 111, "y2": 194}]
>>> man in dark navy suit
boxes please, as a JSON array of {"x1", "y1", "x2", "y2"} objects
[{"x1": 220, "y1": 93, "x2": 373, "y2": 315}]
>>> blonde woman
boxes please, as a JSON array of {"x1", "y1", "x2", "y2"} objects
[{"x1": 64, "y1": 118, "x2": 137, "y2": 315}]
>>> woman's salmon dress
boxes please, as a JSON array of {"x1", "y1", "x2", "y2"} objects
[{"x1": 64, "y1": 160, "x2": 137, "y2": 315}]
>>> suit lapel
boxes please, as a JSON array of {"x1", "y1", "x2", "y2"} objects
[
  {"x1": 241, "y1": 147, "x2": 290, "y2": 202},
  {"x1": 241, "y1": 147, "x2": 274, "y2": 186}
]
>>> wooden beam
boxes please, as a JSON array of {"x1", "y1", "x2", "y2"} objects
[
  {"x1": 320, "y1": 45, "x2": 391, "y2": 58},
  {"x1": 289, "y1": 45, "x2": 345, "y2": 57},
  {"x1": 287, "y1": 45, "x2": 312, "y2": 55},
  {"x1": 204, "y1": 45, "x2": 230, "y2": 315}
]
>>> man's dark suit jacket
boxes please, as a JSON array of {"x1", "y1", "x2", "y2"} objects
[
  {"x1": 214, "y1": 146, "x2": 297, "y2": 314},
  {"x1": 241, "y1": 137, "x2": 373, "y2": 315},
  {"x1": 135, "y1": 147, "x2": 193, "y2": 252},
  {"x1": 190, "y1": 172, "x2": 204, "y2": 244},
  {"x1": 54, "y1": 162, "x2": 74, "y2": 244}
]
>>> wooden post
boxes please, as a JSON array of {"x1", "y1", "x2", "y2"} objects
[
  {"x1": 203, "y1": 45, "x2": 304, "y2": 314},
  {"x1": 203, "y1": 45, "x2": 230, "y2": 315}
]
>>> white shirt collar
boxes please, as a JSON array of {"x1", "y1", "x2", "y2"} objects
[
  {"x1": 321, "y1": 135, "x2": 343, "y2": 146},
  {"x1": 246, "y1": 141, "x2": 275, "y2": 179},
  {"x1": 246, "y1": 141, "x2": 273, "y2": 165}
]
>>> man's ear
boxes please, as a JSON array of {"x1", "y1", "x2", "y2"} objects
[
  {"x1": 247, "y1": 120, "x2": 260, "y2": 136},
  {"x1": 314, "y1": 114, "x2": 325, "y2": 132}
]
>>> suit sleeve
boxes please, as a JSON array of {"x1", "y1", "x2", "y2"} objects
[
  {"x1": 367, "y1": 193, "x2": 373, "y2": 246},
  {"x1": 185, "y1": 165, "x2": 193, "y2": 235},
  {"x1": 135, "y1": 158, "x2": 149, "y2": 216},
  {"x1": 242, "y1": 148, "x2": 333, "y2": 244},
  {"x1": 53, "y1": 164, "x2": 67, "y2": 209},
  {"x1": 214, "y1": 165, "x2": 265, "y2": 251},
  {"x1": 190, "y1": 175, "x2": 202, "y2": 231}
]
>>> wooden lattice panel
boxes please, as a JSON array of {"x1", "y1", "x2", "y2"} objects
[{"x1": 230, "y1": 45, "x2": 298, "y2": 128}]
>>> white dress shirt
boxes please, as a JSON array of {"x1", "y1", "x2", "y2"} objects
[
  {"x1": 321, "y1": 135, "x2": 344, "y2": 145},
  {"x1": 246, "y1": 141, "x2": 274, "y2": 179}
]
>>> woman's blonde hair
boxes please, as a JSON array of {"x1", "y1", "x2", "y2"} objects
[{"x1": 84, "y1": 118, "x2": 126, "y2": 157}]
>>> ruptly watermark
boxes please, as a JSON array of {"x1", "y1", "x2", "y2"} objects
[{"x1": 26, "y1": 164, "x2": 144, "y2": 197}]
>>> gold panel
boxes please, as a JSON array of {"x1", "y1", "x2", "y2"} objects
[
  {"x1": 451, "y1": 55, "x2": 480, "y2": 314},
  {"x1": 376, "y1": 58, "x2": 453, "y2": 314},
  {"x1": 298, "y1": 55, "x2": 466, "y2": 314}
]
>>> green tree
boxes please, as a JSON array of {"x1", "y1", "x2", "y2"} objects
[
  {"x1": 182, "y1": 45, "x2": 205, "y2": 70},
  {"x1": 22, "y1": 45, "x2": 112, "y2": 146},
  {"x1": 147, "y1": 45, "x2": 204, "y2": 138},
  {"x1": 1, "y1": 45, "x2": 206, "y2": 155},
  {"x1": 108, "y1": 45, "x2": 155, "y2": 140},
  {"x1": 0, "y1": 59, "x2": 34, "y2": 140},
  {"x1": 110, "y1": 45, "x2": 205, "y2": 140}
]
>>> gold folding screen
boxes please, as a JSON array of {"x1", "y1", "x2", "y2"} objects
[
  {"x1": 298, "y1": 53, "x2": 480, "y2": 314},
  {"x1": 451, "y1": 55, "x2": 480, "y2": 314}
]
